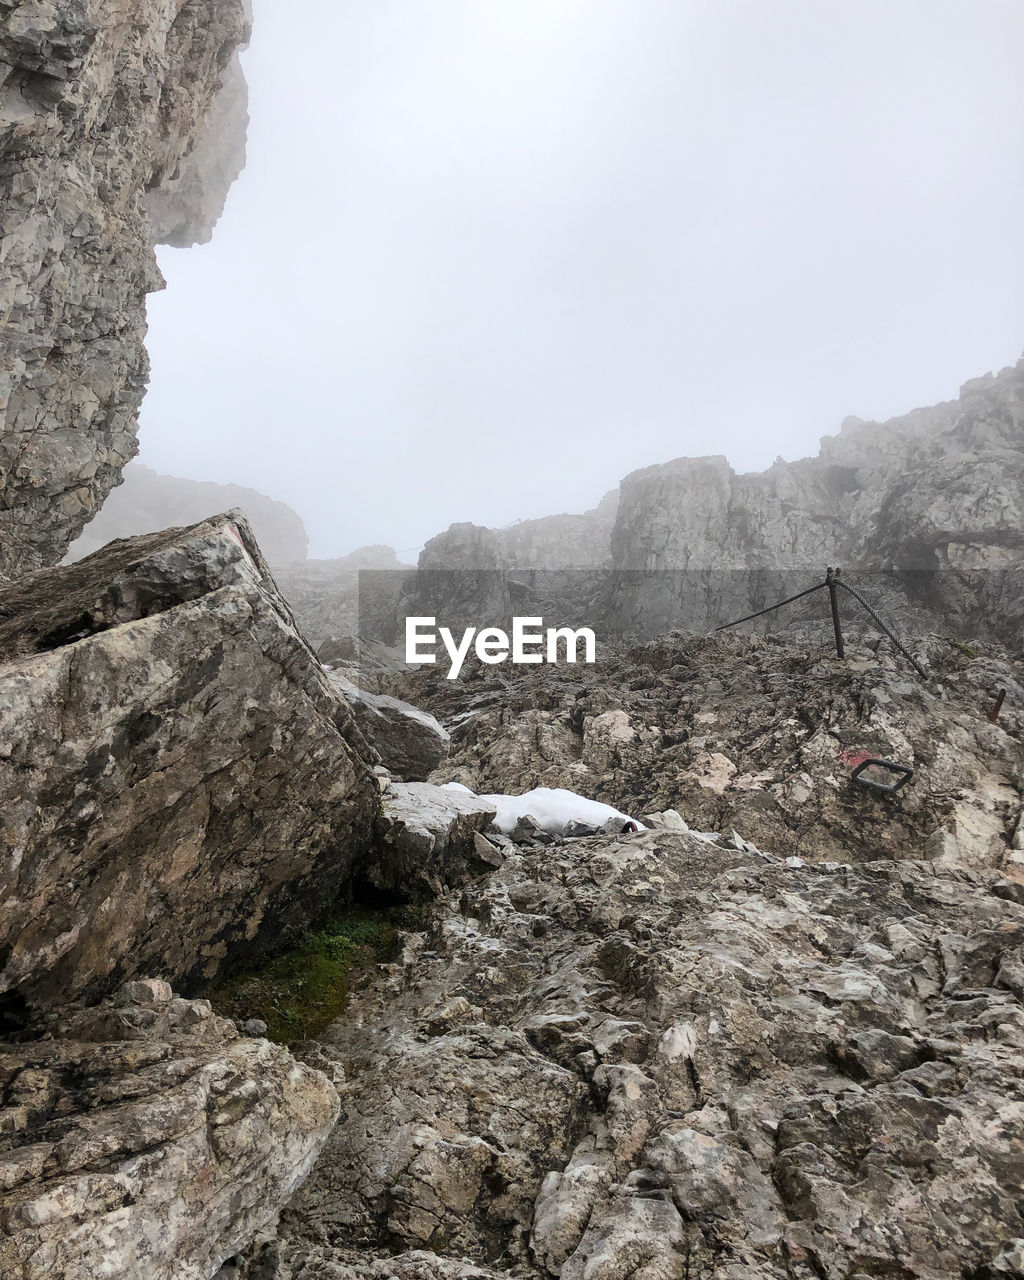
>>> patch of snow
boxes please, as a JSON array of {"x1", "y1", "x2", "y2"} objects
[{"x1": 441, "y1": 783, "x2": 644, "y2": 836}]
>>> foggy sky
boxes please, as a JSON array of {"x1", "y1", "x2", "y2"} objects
[{"x1": 139, "y1": 0, "x2": 1024, "y2": 559}]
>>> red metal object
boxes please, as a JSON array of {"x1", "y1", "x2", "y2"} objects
[{"x1": 988, "y1": 688, "x2": 1006, "y2": 723}]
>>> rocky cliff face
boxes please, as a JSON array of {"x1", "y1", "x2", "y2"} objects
[
  {"x1": 0, "y1": 0, "x2": 251, "y2": 580},
  {"x1": 356, "y1": 360, "x2": 1022, "y2": 648},
  {"x1": 493, "y1": 491, "x2": 619, "y2": 571},
  {"x1": 605, "y1": 360, "x2": 1024, "y2": 637},
  {"x1": 66, "y1": 461, "x2": 310, "y2": 566}
]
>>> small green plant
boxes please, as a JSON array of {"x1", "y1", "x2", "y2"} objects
[
  {"x1": 946, "y1": 638, "x2": 978, "y2": 660},
  {"x1": 207, "y1": 905, "x2": 405, "y2": 1044}
]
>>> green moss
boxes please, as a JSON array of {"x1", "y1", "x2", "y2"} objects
[
  {"x1": 206, "y1": 905, "x2": 406, "y2": 1045},
  {"x1": 947, "y1": 638, "x2": 978, "y2": 660}
]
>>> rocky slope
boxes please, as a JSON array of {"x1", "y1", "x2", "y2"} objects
[
  {"x1": 243, "y1": 815, "x2": 1024, "y2": 1280},
  {"x1": 0, "y1": 978, "x2": 339, "y2": 1280},
  {"x1": 66, "y1": 461, "x2": 310, "y2": 566},
  {"x1": 604, "y1": 360, "x2": 1024, "y2": 639},
  {"x1": 208, "y1": 620, "x2": 1023, "y2": 1280},
  {"x1": 0, "y1": 512, "x2": 377, "y2": 1013},
  {"x1": 380, "y1": 630, "x2": 1022, "y2": 875},
  {"x1": 0, "y1": 0, "x2": 251, "y2": 579}
]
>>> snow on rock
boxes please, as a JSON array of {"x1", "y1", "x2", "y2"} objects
[{"x1": 443, "y1": 783, "x2": 643, "y2": 836}]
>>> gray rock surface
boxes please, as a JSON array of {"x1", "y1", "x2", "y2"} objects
[
  {"x1": 339, "y1": 360, "x2": 1023, "y2": 647},
  {"x1": 493, "y1": 490, "x2": 619, "y2": 570},
  {"x1": 330, "y1": 672, "x2": 449, "y2": 782},
  {"x1": 388, "y1": 630, "x2": 1023, "y2": 875},
  {"x1": 244, "y1": 827, "x2": 1024, "y2": 1278},
  {"x1": 373, "y1": 781, "x2": 499, "y2": 897},
  {"x1": 0, "y1": 511, "x2": 376, "y2": 1009},
  {"x1": 0, "y1": 978, "x2": 339, "y2": 1280},
  {"x1": 66, "y1": 462, "x2": 309, "y2": 567},
  {"x1": 0, "y1": 0, "x2": 251, "y2": 579}
]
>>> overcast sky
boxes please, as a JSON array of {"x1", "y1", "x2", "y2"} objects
[{"x1": 139, "y1": 0, "x2": 1024, "y2": 559}]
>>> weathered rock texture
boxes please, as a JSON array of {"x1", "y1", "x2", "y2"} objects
[
  {"x1": 386, "y1": 631, "x2": 1023, "y2": 876},
  {"x1": 0, "y1": 511, "x2": 376, "y2": 1011},
  {"x1": 330, "y1": 672, "x2": 449, "y2": 782},
  {"x1": 246, "y1": 827, "x2": 1024, "y2": 1279},
  {"x1": 347, "y1": 361, "x2": 1023, "y2": 648},
  {"x1": 66, "y1": 461, "x2": 309, "y2": 566},
  {"x1": 373, "y1": 781, "x2": 499, "y2": 898},
  {"x1": 0, "y1": 978, "x2": 339, "y2": 1280},
  {"x1": 0, "y1": 0, "x2": 251, "y2": 579},
  {"x1": 493, "y1": 490, "x2": 618, "y2": 571}
]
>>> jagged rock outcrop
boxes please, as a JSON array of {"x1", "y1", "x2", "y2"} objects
[
  {"x1": 0, "y1": 511, "x2": 377, "y2": 1011},
  {"x1": 372, "y1": 781, "x2": 500, "y2": 898},
  {"x1": 242, "y1": 826, "x2": 1024, "y2": 1278},
  {"x1": 385, "y1": 630, "x2": 1023, "y2": 876},
  {"x1": 143, "y1": 22, "x2": 250, "y2": 247},
  {"x1": 410, "y1": 523, "x2": 514, "y2": 627},
  {"x1": 493, "y1": 491, "x2": 619, "y2": 570},
  {"x1": 342, "y1": 360, "x2": 1022, "y2": 648},
  {"x1": 0, "y1": 0, "x2": 251, "y2": 579},
  {"x1": 66, "y1": 461, "x2": 309, "y2": 566},
  {"x1": 604, "y1": 360, "x2": 1024, "y2": 638},
  {"x1": 0, "y1": 978, "x2": 340, "y2": 1280}
]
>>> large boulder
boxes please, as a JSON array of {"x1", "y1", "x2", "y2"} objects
[
  {"x1": 330, "y1": 672, "x2": 449, "y2": 781},
  {"x1": 0, "y1": 512, "x2": 377, "y2": 1012},
  {"x1": 373, "y1": 782, "x2": 500, "y2": 896},
  {"x1": 0, "y1": 979, "x2": 340, "y2": 1280}
]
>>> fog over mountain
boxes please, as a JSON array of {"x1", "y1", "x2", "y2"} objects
[
  {"x1": 3, "y1": 3, "x2": 1024, "y2": 1276},
  {"x1": 139, "y1": 0, "x2": 1024, "y2": 558}
]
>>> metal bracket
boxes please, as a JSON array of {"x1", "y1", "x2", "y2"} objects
[{"x1": 850, "y1": 757, "x2": 914, "y2": 794}]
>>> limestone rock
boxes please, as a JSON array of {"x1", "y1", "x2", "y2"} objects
[
  {"x1": 240, "y1": 827, "x2": 1024, "y2": 1278},
  {"x1": 373, "y1": 782, "x2": 498, "y2": 896},
  {"x1": 603, "y1": 360, "x2": 1024, "y2": 640},
  {"x1": 0, "y1": 0, "x2": 251, "y2": 578},
  {"x1": 389, "y1": 630, "x2": 1023, "y2": 875},
  {"x1": 493, "y1": 490, "x2": 619, "y2": 570},
  {"x1": 0, "y1": 980, "x2": 339, "y2": 1280},
  {"x1": 330, "y1": 672, "x2": 449, "y2": 782},
  {"x1": 0, "y1": 511, "x2": 376, "y2": 1011}
]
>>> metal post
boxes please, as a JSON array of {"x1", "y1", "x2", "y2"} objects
[
  {"x1": 826, "y1": 567, "x2": 845, "y2": 660},
  {"x1": 989, "y1": 689, "x2": 1006, "y2": 724}
]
